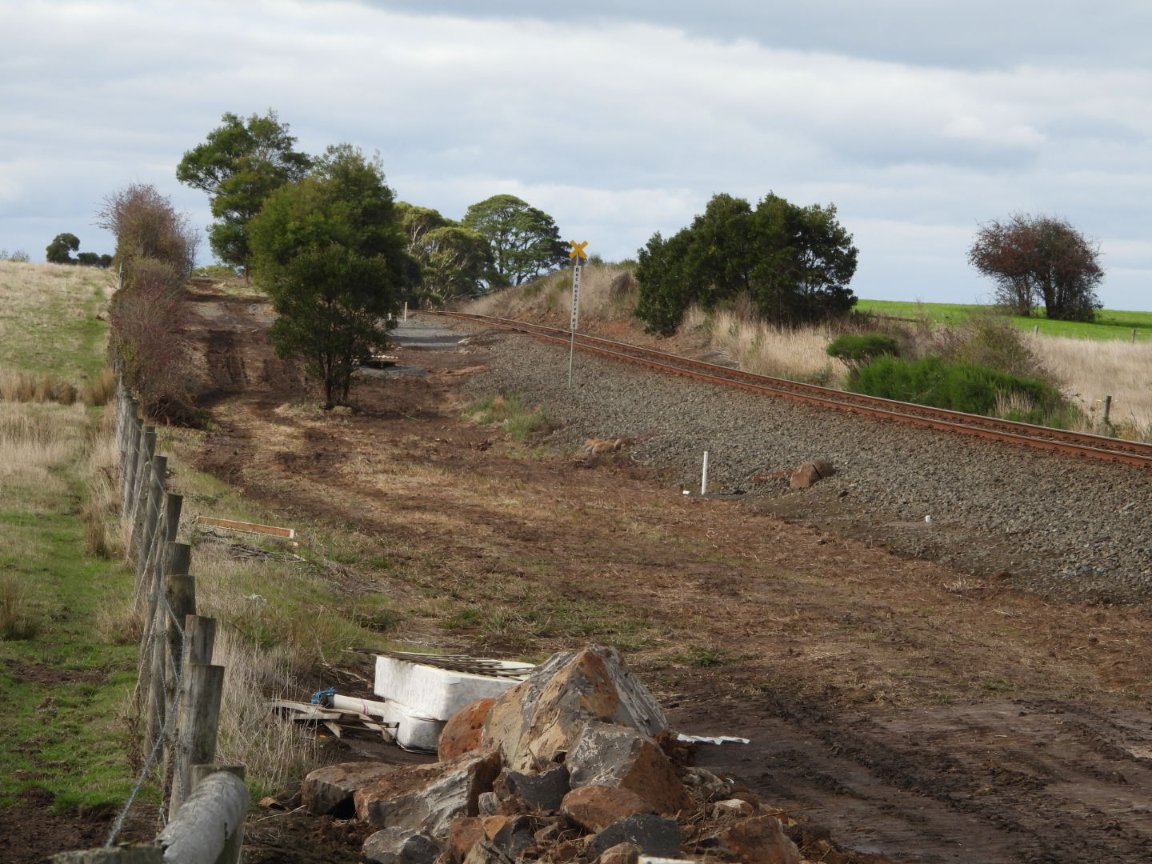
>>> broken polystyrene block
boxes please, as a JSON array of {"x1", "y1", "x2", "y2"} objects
[
  {"x1": 373, "y1": 653, "x2": 533, "y2": 721},
  {"x1": 377, "y1": 701, "x2": 445, "y2": 751},
  {"x1": 674, "y1": 733, "x2": 751, "y2": 745}
]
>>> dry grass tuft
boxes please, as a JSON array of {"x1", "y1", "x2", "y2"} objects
[
  {"x1": 0, "y1": 368, "x2": 79, "y2": 404},
  {"x1": 0, "y1": 402, "x2": 83, "y2": 489},
  {"x1": 81, "y1": 403, "x2": 123, "y2": 559},
  {"x1": 212, "y1": 627, "x2": 319, "y2": 793},
  {"x1": 0, "y1": 572, "x2": 40, "y2": 641},
  {"x1": 1028, "y1": 334, "x2": 1152, "y2": 439},
  {"x1": 684, "y1": 306, "x2": 846, "y2": 386},
  {"x1": 84, "y1": 367, "x2": 119, "y2": 407}
]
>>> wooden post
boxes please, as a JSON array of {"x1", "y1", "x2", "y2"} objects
[
  {"x1": 161, "y1": 769, "x2": 248, "y2": 864},
  {"x1": 135, "y1": 459, "x2": 167, "y2": 603},
  {"x1": 182, "y1": 615, "x2": 216, "y2": 668},
  {"x1": 1104, "y1": 395, "x2": 1112, "y2": 427},
  {"x1": 164, "y1": 546, "x2": 195, "y2": 717},
  {"x1": 128, "y1": 427, "x2": 156, "y2": 542},
  {"x1": 169, "y1": 661, "x2": 225, "y2": 821},
  {"x1": 163, "y1": 493, "x2": 183, "y2": 543}
]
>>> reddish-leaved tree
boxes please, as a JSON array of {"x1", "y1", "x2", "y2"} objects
[{"x1": 968, "y1": 214, "x2": 1103, "y2": 321}]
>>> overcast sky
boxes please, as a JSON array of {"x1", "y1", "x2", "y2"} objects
[{"x1": 4, "y1": 1, "x2": 1151, "y2": 309}]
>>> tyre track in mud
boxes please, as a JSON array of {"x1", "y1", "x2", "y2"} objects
[{"x1": 668, "y1": 672, "x2": 1152, "y2": 863}]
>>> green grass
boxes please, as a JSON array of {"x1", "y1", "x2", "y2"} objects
[
  {"x1": 0, "y1": 263, "x2": 143, "y2": 814},
  {"x1": 0, "y1": 262, "x2": 114, "y2": 383},
  {"x1": 464, "y1": 392, "x2": 553, "y2": 442},
  {"x1": 0, "y1": 478, "x2": 139, "y2": 812},
  {"x1": 857, "y1": 299, "x2": 1152, "y2": 342}
]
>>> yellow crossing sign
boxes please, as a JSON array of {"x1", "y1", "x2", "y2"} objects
[{"x1": 569, "y1": 240, "x2": 589, "y2": 262}]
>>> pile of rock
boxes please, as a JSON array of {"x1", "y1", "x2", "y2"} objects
[{"x1": 302, "y1": 646, "x2": 805, "y2": 864}]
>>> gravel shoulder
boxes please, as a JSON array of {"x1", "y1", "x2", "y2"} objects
[{"x1": 459, "y1": 322, "x2": 1152, "y2": 603}]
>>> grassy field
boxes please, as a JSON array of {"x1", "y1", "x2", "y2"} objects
[
  {"x1": 0, "y1": 262, "x2": 138, "y2": 812},
  {"x1": 857, "y1": 299, "x2": 1152, "y2": 342}
]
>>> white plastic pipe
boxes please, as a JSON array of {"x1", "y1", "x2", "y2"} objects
[
  {"x1": 330, "y1": 694, "x2": 391, "y2": 718},
  {"x1": 701, "y1": 451, "x2": 709, "y2": 496}
]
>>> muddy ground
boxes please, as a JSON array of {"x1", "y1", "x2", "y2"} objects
[{"x1": 25, "y1": 288, "x2": 1152, "y2": 863}]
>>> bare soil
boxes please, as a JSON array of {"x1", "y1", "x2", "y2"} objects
[{"x1": 25, "y1": 287, "x2": 1152, "y2": 864}]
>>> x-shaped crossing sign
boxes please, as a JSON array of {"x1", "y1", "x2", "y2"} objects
[{"x1": 569, "y1": 240, "x2": 589, "y2": 262}]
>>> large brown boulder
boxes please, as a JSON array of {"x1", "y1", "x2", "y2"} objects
[
  {"x1": 302, "y1": 762, "x2": 399, "y2": 817},
  {"x1": 480, "y1": 646, "x2": 668, "y2": 773},
  {"x1": 716, "y1": 815, "x2": 802, "y2": 864},
  {"x1": 560, "y1": 785, "x2": 654, "y2": 833},
  {"x1": 565, "y1": 722, "x2": 690, "y2": 814},
  {"x1": 354, "y1": 749, "x2": 502, "y2": 839},
  {"x1": 439, "y1": 697, "x2": 496, "y2": 761}
]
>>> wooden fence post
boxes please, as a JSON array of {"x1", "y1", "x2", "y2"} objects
[
  {"x1": 128, "y1": 427, "x2": 156, "y2": 546},
  {"x1": 160, "y1": 769, "x2": 248, "y2": 864},
  {"x1": 169, "y1": 660, "x2": 225, "y2": 822}
]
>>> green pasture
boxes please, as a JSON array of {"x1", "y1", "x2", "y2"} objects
[{"x1": 856, "y1": 299, "x2": 1152, "y2": 342}]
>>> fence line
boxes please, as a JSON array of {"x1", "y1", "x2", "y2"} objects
[{"x1": 54, "y1": 385, "x2": 245, "y2": 864}]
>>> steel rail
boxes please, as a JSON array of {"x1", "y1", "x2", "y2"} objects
[{"x1": 433, "y1": 311, "x2": 1152, "y2": 471}]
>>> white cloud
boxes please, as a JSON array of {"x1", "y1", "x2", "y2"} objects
[{"x1": 1, "y1": 0, "x2": 1150, "y2": 309}]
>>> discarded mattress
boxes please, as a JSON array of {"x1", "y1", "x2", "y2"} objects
[{"x1": 373, "y1": 651, "x2": 534, "y2": 751}]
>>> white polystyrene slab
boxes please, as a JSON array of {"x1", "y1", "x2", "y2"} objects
[{"x1": 373, "y1": 654, "x2": 533, "y2": 720}]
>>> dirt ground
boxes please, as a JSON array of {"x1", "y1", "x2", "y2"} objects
[{"x1": 24, "y1": 287, "x2": 1152, "y2": 863}]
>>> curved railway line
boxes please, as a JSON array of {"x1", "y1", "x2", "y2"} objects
[{"x1": 435, "y1": 311, "x2": 1152, "y2": 472}]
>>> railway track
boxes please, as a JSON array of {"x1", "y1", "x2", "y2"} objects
[{"x1": 434, "y1": 311, "x2": 1152, "y2": 471}]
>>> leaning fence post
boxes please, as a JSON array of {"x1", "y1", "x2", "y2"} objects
[{"x1": 161, "y1": 768, "x2": 247, "y2": 864}]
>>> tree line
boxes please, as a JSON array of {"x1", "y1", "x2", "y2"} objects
[{"x1": 98, "y1": 108, "x2": 1107, "y2": 413}]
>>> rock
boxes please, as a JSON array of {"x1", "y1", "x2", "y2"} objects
[
  {"x1": 477, "y1": 791, "x2": 502, "y2": 817},
  {"x1": 596, "y1": 841, "x2": 641, "y2": 864},
  {"x1": 440, "y1": 698, "x2": 496, "y2": 761},
  {"x1": 681, "y1": 766, "x2": 735, "y2": 803},
  {"x1": 716, "y1": 815, "x2": 802, "y2": 864},
  {"x1": 561, "y1": 785, "x2": 654, "y2": 833},
  {"x1": 566, "y1": 722, "x2": 690, "y2": 814},
  {"x1": 361, "y1": 828, "x2": 441, "y2": 864},
  {"x1": 499, "y1": 764, "x2": 571, "y2": 812},
  {"x1": 589, "y1": 813, "x2": 682, "y2": 859},
  {"x1": 790, "y1": 459, "x2": 835, "y2": 489},
  {"x1": 446, "y1": 817, "x2": 485, "y2": 864},
  {"x1": 482, "y1": 814, "x2": 539, "y2": 859},
  {"x1": 712, "y1": 798, "x2": 756, "y2": 818},
  {"x1": 302, "y1": 761, "x2": 399, "y2": 817},
  {"x1": 481, "y1": 646, "x2": 668, "y2": 773},
  {"x1": 355, "y1": 749, "x2": 502, "y2": 838}
]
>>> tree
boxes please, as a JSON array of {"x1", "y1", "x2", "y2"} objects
[
  {"x1": 177, "y1": 110, "x2": 312, "y2": 277},
  {"x1": 97, "y1": 183, "x2": 198, "y2": 286},
  {"x1": 968, "y1": 214, "x2": 1103, "y2": 322},
  {"x1": 249, "y1": 145, "x2": 410, "y2": 408},
  {"x1": 461, "y1": 194, "x2": 566, "y2": 287},
  {"x1": 634, "y1": 192, "x2": 858, "y2": 335},
  {"x1": 396, "y1": 203, "x2": 493, "y2": 306},
  {"x1": 46, "y1": 232, "x2": 80, "y2": 264},
  {"x1": 99, "y1": 184, "x2": 199, "y2": 421}
]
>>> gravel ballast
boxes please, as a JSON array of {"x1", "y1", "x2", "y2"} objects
[{"x1": 460, "y1": 327, "x2": 1152, "y2": 603}]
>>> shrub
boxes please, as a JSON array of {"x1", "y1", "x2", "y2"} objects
[
  {"x1": 849, "y1": 355, "x2": 1070, "y2": 423},
  {"x1": 827, "y1": 333, "x2": 900, "y2": 372},
  {"x1": 465, "y1": 393, "x2": 551, "y2": 442}
]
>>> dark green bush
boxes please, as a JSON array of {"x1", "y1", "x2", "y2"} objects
[
  {"x1": 827, "y1": 333, "x2": 900, "y2": 368},
  {"x1": 849, "y1": 355, "x2": 1072, "y2": 424}
]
